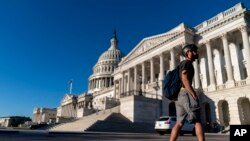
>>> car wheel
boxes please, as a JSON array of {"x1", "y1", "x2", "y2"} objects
[
  {"x1": 179, "y1": 131, "x2": 184, "y2": 136},
  {"x1": 166, "y1": 129, "x2": 172, "y2": 134},
  {"x1": 192, "y1": 128, "x2": 196, "y2": 136},
  {"x1": 158, "y1": 131, "x2": 165, "y2": 135}
]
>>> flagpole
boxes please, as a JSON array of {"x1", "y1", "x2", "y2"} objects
[{"x1": 69, "y1": 80, "x2": 72, "y2": 94}]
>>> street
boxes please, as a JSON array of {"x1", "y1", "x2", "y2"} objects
[{"x1": 0, "y1": 130, "x2": 229, "y2": 141}]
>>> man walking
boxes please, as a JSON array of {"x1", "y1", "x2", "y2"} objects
[{"x1": 170, "y1": 44, "x2": 205, "y2": 141}]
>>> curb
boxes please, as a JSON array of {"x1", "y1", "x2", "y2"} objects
[{"x1": 0, "y1": 130, "x2": 19, "y2": 134}]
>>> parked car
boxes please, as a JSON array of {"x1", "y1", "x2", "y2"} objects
[{"x1": 154, "y1": 116, "x2": 195, "y2": 136}]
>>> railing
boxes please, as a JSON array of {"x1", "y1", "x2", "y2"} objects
[
  {"x1": 194, "y1": 3, "x2": 244, "y2": 31},
  {"x1": 223, "y1": 7, "x2": 236, "y2": 17},
  {"x1": 207, "y1": 16, "x2": 218, "y2": 25},
  {"x1": 203, "y1": 79, "x2": 248, "y2": 92},
  {"x1": 216, "y1": 84, "x2": 226, "y2": 90},
  {"x1": 235, "y1": 80, "x2": 247, "y2": 87}
]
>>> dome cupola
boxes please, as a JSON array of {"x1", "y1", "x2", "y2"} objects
[{"x1": 88, "y1": 30, "x2": 124, "y2": 93}]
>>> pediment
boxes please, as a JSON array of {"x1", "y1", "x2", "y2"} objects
[
  {"x1": 120, "y1": 23, "x2": 192, "y2": 64},
  {"x1": 61, "y1": 94, "x2": 74, "y2": 103},
  {"x1": 121, "y1": 31, "x2": 178, "y2": 63}
]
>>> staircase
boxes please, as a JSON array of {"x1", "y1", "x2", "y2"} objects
[
  {"x1": 49, "y1": 105, "x2": 156, "y2": 133},
  {"x1": 85, "y1": 113, "x2": 155, "y2": 133},
  {"x1": 49, "y1": 106, "x2": 120, "y2": 132}
]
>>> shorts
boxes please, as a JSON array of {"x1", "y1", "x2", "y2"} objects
[{"x1": 175, "y1": 89, "x2": 201, "y2": 124}]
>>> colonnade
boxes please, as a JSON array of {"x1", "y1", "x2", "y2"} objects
[
  {"x1": 114, "y1": 25, "x2": 250, "y2": 98},
  {"x1": 89, "y1": 77, "x2": 113, "y2": 90},
  {"x1": 61, "y1": 103, "x2": 77, "y2": 118}
]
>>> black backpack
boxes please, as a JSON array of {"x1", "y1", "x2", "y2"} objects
[{"x1": 163, "y1": 65, "x2": 182, "y2": 100}]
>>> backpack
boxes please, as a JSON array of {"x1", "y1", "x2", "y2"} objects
[{"x1": 162, "y1": 65, "x2": 182, "y2": 100}]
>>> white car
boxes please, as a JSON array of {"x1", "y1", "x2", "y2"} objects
[{"x1": 154, "y1": 116, "x2": 196, "y2": 136}]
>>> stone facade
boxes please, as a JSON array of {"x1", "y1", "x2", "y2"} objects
[
  {"x1": 32, "y1": 108, "x2": 57, "y2": 124},
  {"x1": 54, "y1": 2, "x2": 250, "y2": 128},
  {"x1": 113, "y1": 3, "x2": 250, "y2": 126}
]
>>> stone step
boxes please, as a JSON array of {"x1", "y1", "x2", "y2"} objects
[
  {"x1": 85, "y1": 113, "x2": 155, "y2": 133},
  {"x1": 49, "y1": 106, "x2": 120, "y2": 132}
]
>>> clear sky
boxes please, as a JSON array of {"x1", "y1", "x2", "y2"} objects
[{"x1": 0, "y1": 0, "x2": 249, "y2": 118}]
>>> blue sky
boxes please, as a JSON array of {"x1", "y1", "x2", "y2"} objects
[{"x1": 0, "y1": 0, "x2": 249, "y2": 118}]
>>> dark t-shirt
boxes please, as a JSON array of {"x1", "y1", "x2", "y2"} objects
[{"x1": 179, "y1": 59, "x2": 194, "y2": 86}]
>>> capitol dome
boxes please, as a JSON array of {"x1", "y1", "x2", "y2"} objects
[
  {"x1": 98, "y1": 48, "x2": 123, "y2": 63},
  {"x1": 88, "y1": 31, "x2": 124, "y2": 93}
]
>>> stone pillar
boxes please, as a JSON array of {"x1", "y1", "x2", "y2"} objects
[
  {"x1": 194, "y1": 59, "x2": 201, "y2": 89},
  {"x1": 134, "y1": 66, "x2": 137, "y2": 91},
  {"x1": 119, "y1": 78, "x2": 122, "y2": 97},
  {"x1": 105, "y1": 77, "x2": 107, "y2": 87},
  {"x1": 100, "y1": 78, "x2": 102, "y2": 88},
  {"x1": 102, "y1": 78, "x2": 105, "y2": 88},
  {"x1": 98, "y1": 79, "x2": 101, "y2": 88},
  {"x1": 141, "y1": 62, "x2": 145, "y2": 91},
  {"x1": 128, "y1": 70, "x2": 131, "y2": 92},
  {"x1": 170, "y1": 49, "x2": 176, "y2": 70},
  {"x1": 89, "y1": 80, "x2": 91, "y2": 90},
  {"x1": 103, "y1": 78, "x2": 105, "y2": 88},
  {"x1": 159, "y1": 53, "x2": 164, "y2": 81},
  {"x1": 221, "y1": 33, "x2": 235, "y2": 87},
  {"x1": 114, "y1": 80, "x2": 117, "y2": 99},
  {"x1": 150, "y1": 58, "x2": 154, "y2": 83},
  {"x1": 95, "y1": 79, "x2": 97, "y2": 89},
  {"x1": 121, "y1": 72, "x2": 124, "y2": 94},
  {"x1": 88, "y1": 80, "x2": 90, "y2": 90},
  {"x1": 110, "y1": 77, "x2": 112, "y2": 87},
  {"x1": 240, "y1": 25, "x2": 250, "y2": 79},
  {"x1": 206, "y1": 41, "x2": 216, "y2": 91}
]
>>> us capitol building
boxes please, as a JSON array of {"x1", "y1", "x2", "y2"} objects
[{"x1": 33, "y1": 3, "x2": 250, "y2": 131}]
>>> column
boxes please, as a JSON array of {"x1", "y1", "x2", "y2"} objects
[
  {"x1": 150, "y1": 58, "x2": 154, "y2": 83},
  {"x1": 102, "y1": 78, "x2": 105, "y2": 88},
  {"x1": 194, "y1": 60, "x2": 201, "y2": 89},
  {"x1": 108, "y1": 77, "x2": 112, "y2": 87},
  {"x1": 90, "y1": 80, "x2": 92, "y2": 90},
  {"x1": 105, "y1": 77, "x2": 108, "y2": 87},
  {"x1": 121, "y1": 73, "x2": 124, "y2": 94},
  {"x1": 159, "y1": 53, "x2": 164, "y2": 81},
  {"x1": 141, "y1": 62, "x2": 145, "y2": 91},
  {"x1": 119, "y1": 78, "x2": 122, "y2": 97},
  {"x1": 114, "y1": 80, "x2": 117, "y2": 99},
  {"x1": 99, "y1": 78, "x2": 102, "y2": 88},
  {"x1": 97, "y1": 79, "x2": 99, "y2": 88},
  {"x1": 221, "y1": 33, "x2": 235, "y2": 87},
  {"x1": 128, "y1": 69, "x2": 131, "y2": 92},
  {"x1": 134, "y1": 66, "x2": 137, "y2": 91},
  {"x1": 206, "y1": 41, "x2": 216, "y2": 91},
  {"x1": 170, "y1": 49, "x2": 176, "y2": 70},
  {"x1": 240, "y1": 25, "x2": 250, "y2": 79}
]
